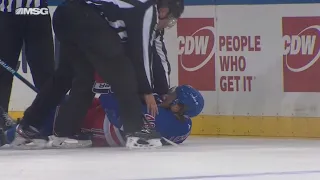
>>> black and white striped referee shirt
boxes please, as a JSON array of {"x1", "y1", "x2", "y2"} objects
[
  {"x1": 154, "y1": 30, "x2": 170, "y2": 87},
  {"x1": 85, "y1": 0, "x2": 162, "y2": 94},
  {"x1": 152, "y1": 30, "x2": 171, "y2": 95},
  {"x1": 0, "y1": 0, "x2": 48, "y2": 13}
]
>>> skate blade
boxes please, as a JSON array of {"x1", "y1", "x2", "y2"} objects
[
  {"x1": 10, "y1": 133, "x2": 49, "y2": 150},
  {"x1": 50, "y1": 136, "x2": 92, "y2": 149},
  {"x1": 11, "y1": 139, "x2": 50, "y2": 150},
  {"x1": 161, "y1": 137, "x2": 179, "y2": 146},
  {"x1": 126, "y1": 137, "x2": 162, "y2": 150}
]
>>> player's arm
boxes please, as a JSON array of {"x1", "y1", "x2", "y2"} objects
[
  {"x1": 168, "y1": 116, "x2": 192, "y2": 145},
  {"x1": 152, "y1": 107, "x2": 193, "y2": 145},
  {"x1": 123, "y1": 5, "x2": 158, "y2": 95}
]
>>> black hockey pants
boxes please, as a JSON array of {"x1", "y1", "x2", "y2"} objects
[
  {"x1": 0, "y1": 12, "x2": 54, "y2": 112},
  {"x1": 22, "y1": 0, "x2": 143, "y2": 136}
]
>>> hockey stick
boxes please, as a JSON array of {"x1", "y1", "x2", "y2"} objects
[
  {"x1": 0, "y1": 59, "x2": 39, "y2": 93},
  {"x1": 162, "y1": 137, "x2": 179, "y2": 146}
]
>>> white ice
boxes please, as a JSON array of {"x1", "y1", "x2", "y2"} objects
[{"x1": 1, "y1": 136, "x2": 320, "y2": 180}]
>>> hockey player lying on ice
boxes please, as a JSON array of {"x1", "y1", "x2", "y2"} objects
[{"x1": 0, "y1": 85, "x2": 204, "y2": 148}]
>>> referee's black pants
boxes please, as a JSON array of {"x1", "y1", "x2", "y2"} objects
[
  {"x1": 22, "y1": 0, "x2": 144, "y2": 136},
  {"x1": 0, "y1": 12, "x2": 55, "y2": 112}
]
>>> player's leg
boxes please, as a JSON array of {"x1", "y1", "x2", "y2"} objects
[
  {"x1": 24, "y1": 14, "x2": 55, "y2": 89},
  {"x1": 0, "y1": 107, "x2": 15, "y2": 138},
  {"x1": 0, "y1": 104, "x2": 17, "y2": 147},
  {"x1": 0, "y1": 12, "x2": 24, "y2": 112},
  {"x1": 14, "y1": 43, "x2": 74, "y2": 147},
  {"x1": 53, "y1": 1, "x2": 142, "y2": 134},
  {"x1": 82, "y1": 98, "x2": 112, "y2": 147},
  {"x1": 51, "y1": 44, "x2": 95, "y2": 148},
  {"x1": 21, "y1": 43, "x2": 73, "y2": 129},
  {"x1": 0, "y1": 121, "x2": 17, "y2": 147}
]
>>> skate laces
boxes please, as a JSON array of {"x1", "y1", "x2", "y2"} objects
[
  {"x1": 4, "y1": 114, "x2": 14, "y2": 127},
  {"x1": 141, "y1": 128, "x2": 151, "y2": 134},
  {"x1": 0, "y1": 108, "x2": 14, "y2": 127}
]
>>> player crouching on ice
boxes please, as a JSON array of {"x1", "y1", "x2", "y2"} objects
[{"x1": 0, "y1": 85, "x2": 204, "y2": 148}]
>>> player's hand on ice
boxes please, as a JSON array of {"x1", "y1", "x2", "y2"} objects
[{"x1": 144, "y1": 94, "x2": 158, "y2": 117}]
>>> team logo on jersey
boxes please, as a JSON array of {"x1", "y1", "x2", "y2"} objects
[
  {"x1": 282, "y1": 17, "x2": 320, "y2": 92},
  {"x1": 92, "y1": 74, "x2": 114, "y2": 94},
  {"x1": 92, "y1": 82, "x2": 113, "y2": 94},
  {"x1": 177, "y1": 18, "x2": 216, "y2": 91},
  {"x1": 143, "y1": 114, "x2": 155, "y2": 128}
]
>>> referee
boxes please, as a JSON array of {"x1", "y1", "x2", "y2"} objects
[
  {"x1": 152, "y1": 30, "x2": 171, "y2": 96},
  {"x1": 0, "y1": 0, "x2": 54, "y2": 112},
  {"x1": 14, "y1": 0, "x2": 184, "y2": 149}
]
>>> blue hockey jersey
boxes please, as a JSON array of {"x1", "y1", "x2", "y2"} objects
[
  {"x1": 3, "y1": 93, "x2": 191, "y2": 146},
  {"x1": 99, "y1": 93, "x2": 192, "y2": 144}
]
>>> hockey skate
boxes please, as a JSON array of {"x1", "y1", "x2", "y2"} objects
[
  {"x1": 125, "y1": 114, "x2": 163, "y2": 149},
  {"x1": 0, "y1": 107, "x2": 15, "y2": 147},
  {"x1": 50, "y1": 132, "x2": 92, "y2": 149},
  {"x1": 12, "y1": 123, "x2": 49, "y2": 149},
  {"x1": 125, "y1": 127, "x2": 163, "y2": 149},
  {"x1": 0, "y1": 128, "x2": 6, "y2": 147},
  {"x1": 0, "y1": 107, "x2": 15, "y2": 131}
]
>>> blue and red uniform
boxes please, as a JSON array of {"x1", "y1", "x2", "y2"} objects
[
  {"x1": 2, "y1": 94, "x2": 192, "y2": 147},
  {"x1": 82, "y1": 93, "x2": 192, "y2": 147}
]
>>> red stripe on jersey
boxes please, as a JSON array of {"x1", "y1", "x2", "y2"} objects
[
  {"x1": 109, "y1": 124, "x2": 121, "y2": 146},
  {"x1": 95, "y1": 73, "x2": 104, "y2": 83}
]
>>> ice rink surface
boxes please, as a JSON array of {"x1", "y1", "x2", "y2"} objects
[{"x1": 1, "y1": 136, "x2": 320, "y2": 180}]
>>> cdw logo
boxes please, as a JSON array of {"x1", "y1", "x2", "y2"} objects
[
  {"x1": 178, "y1": 35, "x2": 210, "y2": 55},
  {"x1": 15, "y1": 8, "x2": 49, "y2": 15},
  {"x1": 177, "y1": 18, "x2": 215, "y2": 91},
  {"x1": 283, "y1": 34, "x2": 316, "y2": 55},
  {"x1": 283, "y1": 25, "x2": 320, "y2": 73},
  {"x1": 178, "y1": 26, "x2": 215, "y2": 72},
  {"x1": 282, "y1": 16, "x2": 320, "y2": 92}
]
